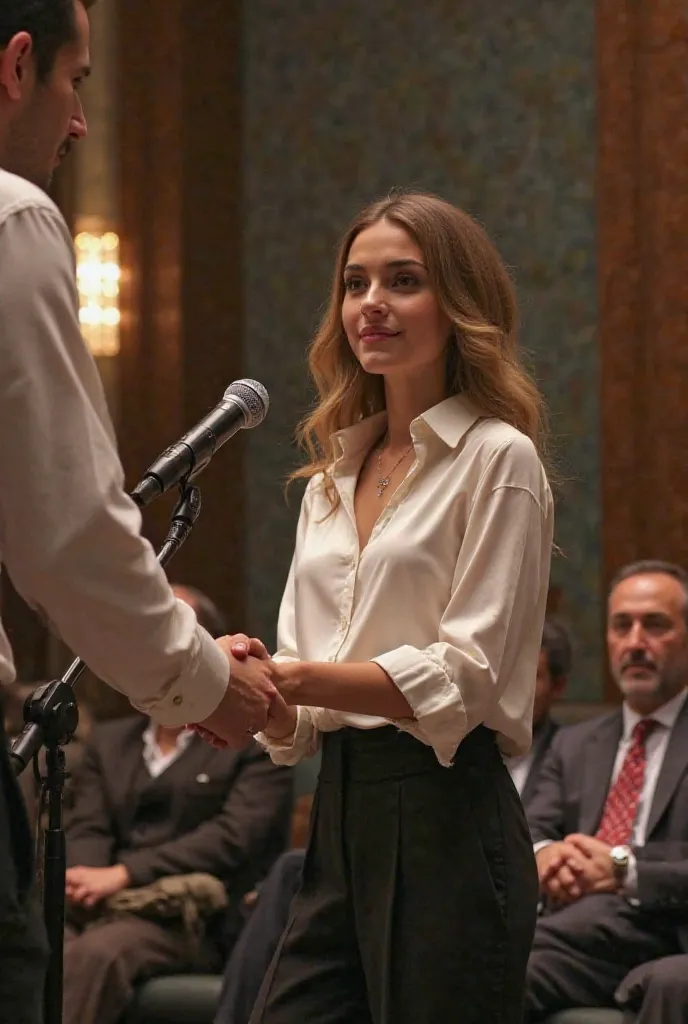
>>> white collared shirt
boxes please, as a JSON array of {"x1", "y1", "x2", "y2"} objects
[
  {"x1": 259, "y1": 395, "x2": 554, "y2": 768},
  {"x1": 141, "y1": 722, "x2": 195, "y2": 779},
  {"x1": 507, "y1": 748, "x2": 536, "y2": 796}
]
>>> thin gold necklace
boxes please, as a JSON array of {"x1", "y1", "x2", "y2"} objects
[{"x1": 375, "y1": 435, "x2": 414, "y2": 498}]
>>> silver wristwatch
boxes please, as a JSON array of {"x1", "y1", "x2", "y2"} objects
[{"x1": 610, "y1": 845, "x2": 631, "y2": 883}]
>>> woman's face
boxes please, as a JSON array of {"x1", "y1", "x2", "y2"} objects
[{"x1": 341, "y1": 219, "x2": 451, "y2": 382}]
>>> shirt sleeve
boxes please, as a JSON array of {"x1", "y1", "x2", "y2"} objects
[
  {"x1": 372, "y1": 438, "x2": 552, "y2": 767},
  {"x1": 0, "y1": 201, "x2": 228, "y2": 726}
]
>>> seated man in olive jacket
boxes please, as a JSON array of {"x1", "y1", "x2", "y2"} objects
[{"x1": 63, "y1": 585, "x2": 293, "y2": 1024}]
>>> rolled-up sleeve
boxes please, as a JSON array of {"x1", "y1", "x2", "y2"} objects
[
  {"x1": 373, "y1": 441, "x2": 551, "y2": 767},
  {"x1": 0, "y1": 200, "x2": 228, "y2": 725}
]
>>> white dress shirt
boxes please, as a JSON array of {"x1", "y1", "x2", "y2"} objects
[
  {"x1": 259, "y1": 395, "x2": 554, "y2": 768},
  {"x1": 141, "y1": 722, "x2": 195, "y2": 778},
  {"x1": 0, "y1": 169, "x2": 228, "y2": 725},
  {"x1": 507, "y1": 748, "x2": 536, "y2": 796}
]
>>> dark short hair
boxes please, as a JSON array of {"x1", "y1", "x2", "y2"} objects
[
  {"x1": 541, "y1": 618, "x2": 572, "y2": 680},
  {"x1": 172, "y1": 584, "x2": 228, "y2": 640},
  {"x1": 609, "y1": 560, "x2": 688, "y2": 623},
  {"x1": 0, "y1": 0, "x2": 94, "y2": 80}
]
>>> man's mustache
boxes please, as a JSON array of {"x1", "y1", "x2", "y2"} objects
[{"x1": 621, "y1": 653, "x2": 657, "y2": 672}]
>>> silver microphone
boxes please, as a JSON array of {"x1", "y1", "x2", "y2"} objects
[{"x1": 131, "y1": 379, "x2": 269, "y2": 507}]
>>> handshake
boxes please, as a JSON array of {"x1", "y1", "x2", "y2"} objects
[{"x1": 194, "y1": 634, "x2": 297, "y2": 749}]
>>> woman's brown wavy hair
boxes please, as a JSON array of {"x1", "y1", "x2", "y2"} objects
[{"x1": 290, "y1": 191, "x2": 550, "y2": 510}]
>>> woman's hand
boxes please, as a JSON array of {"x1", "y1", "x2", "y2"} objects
[{"x1": 264, "y1": 692, "x2": 298, "y2": 740}]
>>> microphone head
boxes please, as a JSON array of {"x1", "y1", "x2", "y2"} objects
[{"x1": 224, "y1": 379, "x2": 269, "y2": 429}]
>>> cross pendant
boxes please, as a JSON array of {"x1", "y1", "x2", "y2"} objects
[{"x1": 377, "y1": 477, "x2": 390, "y2": 498}]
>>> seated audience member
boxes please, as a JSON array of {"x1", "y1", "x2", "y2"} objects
[
  {"x1": 63, "y1": 584, "x2": 294, "y2": 1024},
  {"x1": 213, "y1": 619, "x2": 573, "y2": 1024},
  {"x1": 505, "y1": 617, "x2": 570, "y2": 809},
  {"x1": 525, "y1": 560, "x2": 688, "y2": 1019}
]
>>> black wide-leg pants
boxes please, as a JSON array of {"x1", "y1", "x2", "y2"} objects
[{"x1": 250, "y1": 724, "x2": 538, "y2": 1024}]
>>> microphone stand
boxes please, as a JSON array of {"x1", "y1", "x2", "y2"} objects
[{"x1": 9, "y1": 481, "x2": 202, "y2": 1024}]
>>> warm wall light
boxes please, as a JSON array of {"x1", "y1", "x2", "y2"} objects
[{"x1": 75, "y1": 228, "x2": 121, "y2": 357}]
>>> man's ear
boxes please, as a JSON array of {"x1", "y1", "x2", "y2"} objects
[{"x1": 0, "y1": 33, "x2": 35, "y2": 101}]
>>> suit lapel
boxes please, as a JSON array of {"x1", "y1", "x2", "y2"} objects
[
  {"x1": 108, "y1": 719, "x2": 148, "y2": 835},
  {"x1": 646, "y1": 698, "x2": 688, "y2": 838},
  {"x1": 579, "y1": 713, "x2": 623, "y2": 835},
  {"x1": 161, "y1": 733, "x2": 216, "y2": 785}
]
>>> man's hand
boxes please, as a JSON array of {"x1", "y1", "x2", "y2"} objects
[
  {"x1": 65, "y1": 865, "x2": 130, "y2": 909},
  {"x1": 221, "y1": 633, "x2": 270, "y2": 661},
  {"x1": 563, "y1": 833, "x2": 618, "y2": 894},
  {"x1": 196, "y1": 637, "x2": 277, "y2": 748},
  {"x1": 536, "y1": 841, "x2": 589, "y2": 904}
]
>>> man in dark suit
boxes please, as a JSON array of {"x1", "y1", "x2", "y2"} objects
[
  {"x1": 525, "y1": 560, "x2": 688, "y2": 1019},
  {"x1": 62, "y1": 586, "x2": 294, "y2": 1024},
  {"x1": 505, "y1": 618, "x2": 570, "y2": 809}
]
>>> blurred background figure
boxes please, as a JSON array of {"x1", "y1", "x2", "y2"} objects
[
  {"x1": 505, "y1": 617, "x2": 572, "y2": 809},
  {"x1": 61, "y1": 585, "x2": 293, "y2": 1024}
]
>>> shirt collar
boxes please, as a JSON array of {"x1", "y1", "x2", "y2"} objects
[
  {"x1": 332, "y1": 394, "x2": 483, "y2": 468},
  {"x1": 142, "y1": 720, "x2": 194, "y2": 757},
  {"x1": 622, "y1": 686, "x2": 688, "y2": 740}
]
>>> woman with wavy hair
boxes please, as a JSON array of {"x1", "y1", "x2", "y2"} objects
[{"x1": 245, "y1": 191, "x2": 554, "y2": 1023}]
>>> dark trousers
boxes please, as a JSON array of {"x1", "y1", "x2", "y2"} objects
[
  {"x1": 215, "y1": 850, "x2": 305, "y2": 1024},
  {"x1": 525, "y1": 893, "x2": 681, "y2": 1019},
  {"x1": 63, "y1": 917, "x2": 215, "y2": 1024},
  {"x1": 615, "y1": 955, "x2": 688, "y2": 1024},
  {"x1": 250, "y1": 725, "x2": 539, "y2": 1024},
  {"x1": 0, "y1": 726, "x2": 49, "y2": 1024}
]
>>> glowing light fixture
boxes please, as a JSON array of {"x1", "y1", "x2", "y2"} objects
[{"x1": 75, "y1": 228, "x2": 121, "y2": 357}]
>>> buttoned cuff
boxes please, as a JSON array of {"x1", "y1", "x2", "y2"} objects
[
  {"x1": 623, "y1": 850, "x2": 638, "y2": 897},
  {"x1": 135, "y1": 626, "x2": 229, "y2": 727},
  {"x1": 372, "y1": 645, "x2": 468, "y2": 767},
  {"x1": 256, "y1": 706, "x2": 319, "y2": 766}
]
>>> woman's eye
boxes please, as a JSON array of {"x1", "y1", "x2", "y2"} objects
[
  {"x1": 344, "y1": 277, "x2": 365, "y2": 292},
  {"x1": 395, "y1": 274, "x2": 418, "y2": 288}
]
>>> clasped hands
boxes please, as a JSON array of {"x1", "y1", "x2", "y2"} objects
[
  {"x1": 65, "y1": 864, "x2": 130, "y2": 909},
  {"x1": 195, "y1": 634, "x2": 297, "y2": 749},
  {"x1": 536, "y1": 834, "x2": 620, "y2": 906}
]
